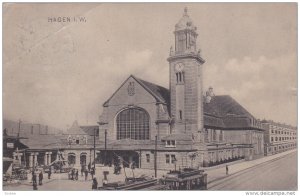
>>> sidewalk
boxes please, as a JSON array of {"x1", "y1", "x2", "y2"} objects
[
  {"x1": 206, "y1": 149, "x2": 297, "y2": 185},
  {"x1": 93, "y1": 149, "x2": 297, "y2": 185}
]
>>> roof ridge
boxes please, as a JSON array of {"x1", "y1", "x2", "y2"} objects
[
  {"x1": 132, "y1": 75, "x2": 169, "y2": 104},
  {"x1": 133, "y1": 75, "x2": 168, "y2": 91}
]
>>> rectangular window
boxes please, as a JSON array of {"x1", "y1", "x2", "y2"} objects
[
  {"x1": 165, "y1": 140, "x2": 176, "y2": 147},
  {"x1": 167, "y1": 140, "x2": 171, "y2": 146},
  {"x1": 166, "y1": 154, "x2": 170, "y2": 164},
  {"x1": 171, "y1": 155, "x2": 176, "y2": 164},
  {"x1": 271, "y1": 137, "x2": 273, "y2": 142},
  {"x1": 146, "y1": 154, "x2": 150, "y2": 163},
  {"x1": 171, "y1": 140, "x2": 176, "y2": 146},
  {"x1": 213, "y1": 130, "x2": 216, "y2": 141}
]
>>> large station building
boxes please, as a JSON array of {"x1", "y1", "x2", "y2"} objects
[
  {"x1": 97, "y1": 8, "x2": 265, "y2": 170},
  {"x1": 6, "y1": 8, "x2": 289, "y2": 172}
]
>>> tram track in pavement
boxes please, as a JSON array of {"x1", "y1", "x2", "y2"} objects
[{"x1": 207, "y1": 151, "x2": 296, "y2": 190}]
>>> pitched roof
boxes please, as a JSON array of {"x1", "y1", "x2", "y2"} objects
[
  {"x1": 103, "y1": 75, "x2": 170, "y2": 107},
  {"x1": 134, "y1": 76, "x2": 170, "y2": 106},
  {"x1": 204, "y1": 95, "x2": 253, "y2": 118},
  {"x1": 19, "y1": 134, "x2": 63, "y2": 150},
  {"x1": 80, "y1": 126, "x2": 99, "y2": 136},
  {"x1": 203, "y1": 95, "x2": 260, "y2": 130},
  {"x1": 66, "y1": 121, "x2": 86, "y2": 135}
]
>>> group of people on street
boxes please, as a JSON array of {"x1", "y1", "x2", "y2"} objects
[
  {"x1": 69, "y1": 168, "x2": 79, "y2": 180},
  {"x1": 31, "y1": 168, "x2": 48, "y2": 190}
]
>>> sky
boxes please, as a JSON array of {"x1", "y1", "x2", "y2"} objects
[{"x1": 3, "y1": 3, "x2": 297, "y2": 129}]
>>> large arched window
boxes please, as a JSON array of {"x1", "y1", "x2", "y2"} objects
[{"x1": 116, "y1": 108, "x2": 150, "y2": 140}]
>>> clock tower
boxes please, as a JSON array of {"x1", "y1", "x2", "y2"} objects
[{"x1": 168, "y1": 8, "x2": 205, "y2": 141}]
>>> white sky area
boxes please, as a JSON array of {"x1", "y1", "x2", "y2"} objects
[{"x1": 3, "y1": 3, "x2": 297, "y2": 129}]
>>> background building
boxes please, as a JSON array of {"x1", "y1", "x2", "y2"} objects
[{"x1": 261, "y1": 120, "x2": 297, "y2": 156}]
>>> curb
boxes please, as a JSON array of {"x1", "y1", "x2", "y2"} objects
[{"x1": 207, "y1": 150, "x2": 296, "y2": 189}]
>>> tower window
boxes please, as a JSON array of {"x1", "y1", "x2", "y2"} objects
[
  {"x1": 175, "y1": 72, "x2": 184, "y2": 84},
  {"x1": 179, "y1": 110, "x2": 182, "y2": 120}
]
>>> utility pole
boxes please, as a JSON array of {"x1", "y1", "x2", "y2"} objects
[
  {"x1": 154, "y1": 135, "x2": 157, "y2": 178},
  {"x1": 46, "y1": 125, "x2": 48, "y2": 135},
  {"x1": 104, "y1": 130, "x2": 107, "y2": 165},
  {"x1": 18, "y1": 119, "x2": 22, "y2": 137},
  {"x1": 93, "y1": 128, "x2": 96, "y2": 169},
  {"x1": 31, "y1": 125, "x2": 33, "y2": 134}
]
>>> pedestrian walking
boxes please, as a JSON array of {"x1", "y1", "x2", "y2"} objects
[
  {"x1": 38, "y1": 171, "x2": 43, "y2": 185},
  {"x1": 71, "y1": 169, "x2": 75, "y2": 180},
  {"x1": 32, "y1": 171, "x2": 37, "y2": 185},
  {"x1": 48, "y1": 168, "x2": 52, "y2": 179},
  {"x1": 75, "y1": 170, "x2": 79, "y2": 180},
  {"x1": 88, "y1": 163, "x2": 91, "y2": 172},
  {"x1": 92, "y1": 177, "x2": 98, "y2": 190},
  {"x1": 33, "y1": 180, "x2": 38, "y2": 190},
  {"x1": 91, "y1": 167, "x2": 95, "y2": 179},
  {"x1": 84, "y1": 169, "x2": 89, "y2": 181},
  {"x1": 226, "y1": 165, "x2": 229, "y2": 175},
  {"x1": 81, "y1": 166, "x2": 84, "y2": 177},
  {"x1": 32, "y1": 171, "x2": 37, "y2": 190}
]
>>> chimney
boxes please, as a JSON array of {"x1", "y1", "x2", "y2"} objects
[{"x1": 205, "y1": 86, "x2": 215, "y2": 103}]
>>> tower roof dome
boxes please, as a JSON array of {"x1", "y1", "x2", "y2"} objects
[{"x1": 175, "y1": 7, "x2": 197, "y2": 31}]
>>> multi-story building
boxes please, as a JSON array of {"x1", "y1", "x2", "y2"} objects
[{"x1": 261, "y1": 120, "x2": 297, "y2": 155}]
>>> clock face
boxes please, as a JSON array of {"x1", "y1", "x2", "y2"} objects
[{"x1": 175, "y1": 63, "x2": 185, "y2": 72}]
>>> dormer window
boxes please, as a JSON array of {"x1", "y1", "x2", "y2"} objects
[
  {"x1": 76, "y1": 135, "x2": 80, "y2": 144},
  {"x1": 165, "y1": 140, "x2": 176, "y2": 148},
  {"x1": 68, "y1": 136, "x2": 72, "y2": 145}
]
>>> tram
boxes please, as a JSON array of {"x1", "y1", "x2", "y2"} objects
[
  {"x1": 99, "y1": 168, "x2": 207, "y2": 190},
  {"x1": 159, "y1": 168, "x2": 207, "y2": 190}
]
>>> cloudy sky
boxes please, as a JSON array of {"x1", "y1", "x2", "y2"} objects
[{"x1": 3, "y1": 3, "x2": 297, "y2": 129}]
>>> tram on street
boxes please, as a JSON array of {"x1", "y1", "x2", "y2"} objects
[
  {"x1": 98, "y1": 168, "x2": 207, "y2": 190},
  {"x1": 159, "y1": 168, "x2": 207, "y2": 190}
]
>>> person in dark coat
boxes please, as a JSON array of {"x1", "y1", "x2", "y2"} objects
[
  {"x1": 32, "y1": 171, "x2": 38, "y2": 190},
  {"x1": 84, "y1": 169, "x2": 89, "y2": 181},
  {"x1": 33, "y1": 180, "x2": 38, "y2": 190},
  {"x1": 92, "y1": 177, "x2": 98, "y2": 190},
  {"x1": 75, "y1": 170, "x2": 79, "y2": 180},
  {"x1": 91, "y1": 167, "x2": 95, "y2": 179},
  {"x1": 71, "y1": 169, "x2": 75, "y2": 180},
  {"x1": 32, "y1": 171, "x2": 37, "y2": 184},
  {"x1": 38, "y1": 171, "x2": 43, "y2": 185},
  {"x1": 88, "y1": 163, "x2": 91, "y2": 172},
  {"x1": 226, "y1": 165, "x2": 229, "y2": 175},
  {"x1": 81, "y1": 166, "x2": 84, "y2": 176},
  {"x1": 48, "y1": 168, "x2": 52, "y2": 179}
]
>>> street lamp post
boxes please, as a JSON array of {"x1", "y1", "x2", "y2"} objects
[
  {"x1": 93, "y1": 128, "x2": 96, "y2": 169},
  {"x1": 154, "y1": 135, "x2": 157, "y2": 178},
  {"x1": 104, "y1": 130, "x2": 107, "y2": 165}
]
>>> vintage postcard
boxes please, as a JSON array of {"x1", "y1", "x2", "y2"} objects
[{"x1": 2, "y1": 3, "x2": 297, "y2": 192}]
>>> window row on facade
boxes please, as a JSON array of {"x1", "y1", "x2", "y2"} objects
[
  {"x1": 204, "y1": 128, "x2": 224, "y2": 143},
  {"x1": 271, "y1": 136, "x2": 297, "y2": 142}
]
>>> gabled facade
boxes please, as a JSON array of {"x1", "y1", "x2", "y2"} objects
[{"x1": 97, "y1": 8, "x2": 265, "y2": 169}]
